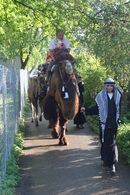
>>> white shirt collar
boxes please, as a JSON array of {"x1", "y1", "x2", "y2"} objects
[{"x1": 107, "y1": 92, "x2": 113, "y2": 99}]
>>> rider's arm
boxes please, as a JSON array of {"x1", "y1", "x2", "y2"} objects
[
  {"x1": 49, "y1": 39, "x2": 55, "y2": 61},
  {"x1": 49, "y1": 49, "x2": 55, "y2": 61}
]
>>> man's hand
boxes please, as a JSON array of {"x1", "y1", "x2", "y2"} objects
[{"x1": 49, "y1": 49, "x2": 55, "y2": 61}]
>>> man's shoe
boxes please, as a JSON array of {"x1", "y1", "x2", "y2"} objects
[
  {"x1": 78, "y1": 124, "x2": 84, "y2": 129},
  {"x1": 111, "y1": 164, "x2": 116, "y2": 173}
]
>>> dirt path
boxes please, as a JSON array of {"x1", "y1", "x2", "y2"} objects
[{"x1": 16, "y1": 111, "x2": 130, "y2": 195}]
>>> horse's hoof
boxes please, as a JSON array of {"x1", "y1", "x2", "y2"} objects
[
  {"x1": 59, "y1": 137, "x2": 69, "y2": 146},
  {"x1": 63, "y1": 136, "x2": 69, "y2": 146},
  {"x1": 64, "y1": 141, "x2": 69, "y2": 146},
  {"x1": 39, "y1": 117, "x2": 42, "y2": 121},
  {"x1": 59, "y1": 140, "x2": 69, "y2": 146},
  {"x1": 59, "y1": 140, "x2": 63, "y2": 146}
]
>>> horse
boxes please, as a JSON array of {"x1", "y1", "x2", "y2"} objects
[
  {"x1": 38, "y1": 72, "x2": 47, "y2": 122},
  {"x1": 43, "y1": 53, "x2": 79, "y2": 145},
  {"x1": 28, "y1": 76, "x2": 41, "y2": 126},
  {"x1": 28, "y1": 67, "x2": 47, "y2": 126}
]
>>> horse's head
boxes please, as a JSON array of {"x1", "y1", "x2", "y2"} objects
[
  {"x1": 55, "y1": 53, "x2": 75, "y2": 78},
  {"x1": 64, "y1": 60, "x2": 73, "y2": 75},
  {"x1": 58, "y1": 60, "x2": 74, "y2": 77}
]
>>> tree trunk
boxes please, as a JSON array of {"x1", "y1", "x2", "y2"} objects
[{"x1": 20, "y1": 46, "x2": 32, "y2": 69}]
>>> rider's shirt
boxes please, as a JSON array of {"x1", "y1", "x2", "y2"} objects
[
  {"x1": 47, "y1": 38, "x2": 70, "y2": 61},
  {"x1": 49, "y1": 38, "x2": 70, "y2": 50}
]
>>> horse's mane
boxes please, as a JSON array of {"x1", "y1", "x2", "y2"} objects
[{"x1": 55, "y1": 53, "x2": 75, "y2": 66}]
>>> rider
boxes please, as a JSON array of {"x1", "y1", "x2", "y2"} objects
[{"x1": 46, "y1": 29, "x2": 71, "y2": 83}]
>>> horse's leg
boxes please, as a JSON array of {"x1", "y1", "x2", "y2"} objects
[
  {"x1": 29, "y1": 98, "x2": 34, "y2": 123},
  {"x1": 47, "y1": 121, "x2": 52, "y2": 128},
  {"x1": 39, "y1": 105, "x2": 42, "y2": 122},
  {"x1": 39, "y1": 113, "x2": 42, "y2": 121},
  {"x1": 59, "y1": 111, "x2": 69, "y2": 145},
  {"x1": 35, "y1": 100, "x2": 39, "y2": 126},
  {"x1": 32, "y1": 98, "x2": 39, "y2": 126},
  {"x1": 39, "y1": 97, "x2": 43, "y2": 121},
  {"x1": 43, "y1": 95, "x2": 59, "y2": 138},
  {"x1": 31, "y1": 102, "x2": 35, "y2": 123},
  {"x1": 50, "y1": 117, "x2": 59, "y2": 139}
]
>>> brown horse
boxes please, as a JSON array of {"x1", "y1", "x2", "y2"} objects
[
  {"x1": 38, "y1": 72, "x2": 47, "y2": 122},
  {"x1": 28, "y1": 72, "x2": 47, "y2": 126},
  {"x1": 28, "y1": 76, "x2": 40, "y2": 126},
  {"x1": 43, "y1": 53, "x2": 79, "y2": 145}
]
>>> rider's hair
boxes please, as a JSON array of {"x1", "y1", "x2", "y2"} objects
[{"x1": 56, "y1": 29, "x2": 64, "y2": 36}]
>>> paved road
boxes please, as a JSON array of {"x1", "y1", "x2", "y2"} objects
[{"x1": 16, "y1": 112, "x2": 130, "y2": 195}]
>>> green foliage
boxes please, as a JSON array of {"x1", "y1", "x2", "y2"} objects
[
  {"x1": 1, "y1": 141, "x2": 22, "y2": 195},
  {"x1": 117, "y1": 123, "x2": 130, "y2": 164},
  {"x1": 88, "y1": 0, "x2": 130, "y2": 90},
  {"x1": 0, "y1": 0, "x2": 129, "y2": 72},
  {"x1": 73, "y1": 51, "x2": 108, "y2": 106},
  {"x1": 83, "y1": 65, "x2": 107, "y2": 106},
  {"x1": 86, "y1": 115, "x2": 99, "y2": 135}
]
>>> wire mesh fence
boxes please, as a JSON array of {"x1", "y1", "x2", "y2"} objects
[{"x1": 0, "y1": 65, "x2": 28, "y2": 190}]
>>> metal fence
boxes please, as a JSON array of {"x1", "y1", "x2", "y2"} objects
[{"x1": 0, "y1": 65, "x2": 28, "y2": 188}]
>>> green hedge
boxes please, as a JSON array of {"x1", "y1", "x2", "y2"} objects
[
  {"x1": 117, "y1": 123, "x2": 130, "y2": 164},
  {"x1": 86, "y1": 115, "x2": 99, "y2": 135}
]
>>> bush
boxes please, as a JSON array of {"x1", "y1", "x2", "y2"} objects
[
  {"x1": 117, "y1": 123, "x2": 130, "y2": 164},
  {"x1": 73, "y1": 51, "x2": 107, "y2": 106},
  {"x1": 83, "y1": 65, "x2": 107, "y2": 106},
  {"x1": 86, "y1": 115, "x2": 99, "y2": 135}
]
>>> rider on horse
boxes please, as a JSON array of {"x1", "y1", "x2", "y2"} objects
[{"x1": 46, "y1": 29, "x2": 71, "y2": 83}]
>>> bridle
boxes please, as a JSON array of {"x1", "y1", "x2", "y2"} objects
[
  {"x1": 58, "y1": 63, "x2": 78, "y2": 99},
  {"x1": 59, "y1": 68, "x2": 72, "y2": 87}
]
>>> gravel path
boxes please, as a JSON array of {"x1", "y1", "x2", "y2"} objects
[{"x1": 15, "y1": 111, "x2": 130, "y2": 195}]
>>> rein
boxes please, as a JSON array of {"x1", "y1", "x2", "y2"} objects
[{"x1": 59, "y1": 68, "x2": 71, "y2": 86}]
